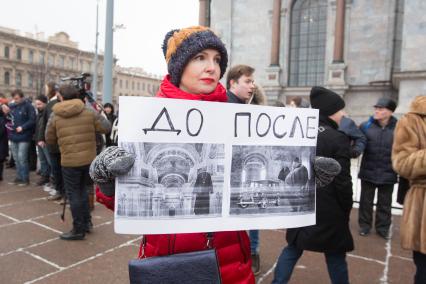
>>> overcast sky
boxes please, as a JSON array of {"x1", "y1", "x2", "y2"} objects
[{"x1": 0, "y1": 0, "x2": 199, "y2": 76}]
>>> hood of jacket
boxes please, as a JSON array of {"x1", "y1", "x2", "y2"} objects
[
  {"x1": 409, "y1": 96, "x2": 426, "y2": 115},
  {"x1": 52, "y1": 99, "x2": 85, "y2": 118}
]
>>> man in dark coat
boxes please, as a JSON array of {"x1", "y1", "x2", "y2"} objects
[
  {"x1": 273, "y1": 86, "x2": 353, "y2": 284},
  {"x1": 285, "y1": 157, "x2": 309, "y2": 188},
  {"x1": 34, "y1": 95, "x2": 51, "y2": 186},
  {"x1": 358, "y1": 98, "x2": 398, "y2": 239},
  {"x1": 0, "y1": 99, "x2": 9, "y2": 181},
  {"x1": 5, "y1": 90, "x2": 36, "y2": 186}
]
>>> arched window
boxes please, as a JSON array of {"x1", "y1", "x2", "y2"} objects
[
  {"x1": 4, "y1": 71, "x2": 10, "y2": 85},
  {"x1": 16, "y1": 73, "x2": 22, "y2": 87},
  {"x1": 289, "y1": 0, "x2": 327, "y2": 87},
  {"x1": 4, "y1": 46, "x2": 9, "y2": 58}
]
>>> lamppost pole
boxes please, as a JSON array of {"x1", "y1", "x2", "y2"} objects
[
  {"x1": 92, "y1": 0, "x2": 100, "y2": 99},
  {"x1": 102, "y1": 0, "x2": 114, "y2": 104}
]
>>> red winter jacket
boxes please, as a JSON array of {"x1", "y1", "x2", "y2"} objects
[{"x1": 96, "y1": 76, "x2": 254, "y2": 284}]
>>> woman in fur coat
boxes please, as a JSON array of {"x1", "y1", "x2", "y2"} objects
[{"x1": 392, "y1": 95, "x2": 426, "y2": 284}]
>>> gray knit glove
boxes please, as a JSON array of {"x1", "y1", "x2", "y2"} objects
[
  {"x1": 90, "y1": 146, "x2": 136, "y2": 196},
  {"x1": 313, "y1": 156, "x2": 342, "y2": 188}
]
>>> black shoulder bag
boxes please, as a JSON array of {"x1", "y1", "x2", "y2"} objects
[{"x1": 128, "y1": 233, "x2": 221, "y2": 284}]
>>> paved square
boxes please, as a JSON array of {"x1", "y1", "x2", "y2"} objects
[{"x1": 0, "y1": 169, "x2": 414, "y2": 283}]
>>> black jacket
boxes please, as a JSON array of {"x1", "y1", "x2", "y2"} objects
[
  {"x1": 227, "y1": 91, "x2": 245, "y2": 104},
  {"x1": 339, "y1": 116, "x2": 366, "y2": 158},
  {"x1": 42, "y1": 98, "x2": 60, "y2": 153},
  {"x1": 34, "y1": 109, "x2": 45, "y2": 142},
  {"x1": 358, "y1": 116, "x2": 398, "y2": 184},
  {"x1": 0, "y1": 112, "x2": 8, "y2": 160},
  {"x1": 286, "y1": 115, "x2": 354, "y2": 253}
]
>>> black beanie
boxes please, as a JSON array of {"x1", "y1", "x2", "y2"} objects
[
  {"x1": 310, "y1": 86, "x2": 345, "y2": 116},
  {"x1": 162, "y1": 26, "x2": 228, "y2": 87}
]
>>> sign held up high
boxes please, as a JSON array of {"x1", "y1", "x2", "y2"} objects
[{"x1": 116, "y1": 96, "x2": 319, "y2": 235}]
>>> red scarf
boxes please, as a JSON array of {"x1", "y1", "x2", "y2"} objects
[{"x1": 156, "y1": 75, "x2": 228, "y2": 102}]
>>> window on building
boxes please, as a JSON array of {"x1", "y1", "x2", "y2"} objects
[
  {"x1": 119, "y1": 79, "x2": 122, "y2": 88},
  {"x1": 142, "y1": 82, "x2": 146, "y2": 91},
  {"x1": 4, "y1": 71, "x2": 10, "y2": 85},
  {"x1": 80, "y1": 59, "x2": 84, "y2": 71},
  {"x1": 29, "y1": 50, "x2": 34, "y2": 63},
  {"x1": 39, "y1": 51, "x2": 45, "y2": 64},
  {"x1": 70, "y1": 57, "x2": 75, "y2": 69},
  {"x1": 16, "y1": 72, "x2": 22, "y2": 87},
  {"x1": 4, "y1": 46, "x2": 9, "y2": 58},
  {"x1": 137, "y1": 82, "x2": 140, "y2": 90},
  {"x1": 16, "y1": 48, "x2": 22, "y2": 61},
  {"x1": 125, "y1": 80, "x2": 129, "y2": 89},
  {"x1": 59, "y1": 55, "x2": 65, "y2": 68},
  {"x1": 132, "y1": 81, "x2": 135, "y2": 90},
  {"x1": 289, "y1": 0, "x2": 327, "y2": 87},
  {"x1": 48, "y1": 54, "x2": 55, "y2": 67},
  {"x1": 28, "y1": 73, "x2": 33, "y2": 88}
]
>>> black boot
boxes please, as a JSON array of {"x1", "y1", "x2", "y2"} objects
[
  {"x1": 60, "y1": 228, "x2": 85, "y2": 240},
  {"x1": 85, "y1": 220, "x2": 93, "y2": 234}
]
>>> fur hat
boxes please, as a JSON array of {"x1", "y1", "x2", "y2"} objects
[
  {"x1": 310, "y1": 86, "x2": 345, "y2": 116},
  {"x1": 162, "y1": 26, "x2": 228, "y2": 86}
]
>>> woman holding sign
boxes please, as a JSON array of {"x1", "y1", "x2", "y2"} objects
[{"x1": 96, "y1": 26, "x2": 254, "y2": 284}]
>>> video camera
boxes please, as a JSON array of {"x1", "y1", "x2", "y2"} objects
[{"x1": 61, "y1": 72, "x2": 96, "y2": 104}]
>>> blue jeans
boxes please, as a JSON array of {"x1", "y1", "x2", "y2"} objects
[
  {"x1": 249, "y1": 230, "x2": 259, "y2": 254},
  {"x1": 10, "y1": 141, "x2": 30, "y2": 182},
  {"x1": 272, "y1": 244, "x2": 349, "y2": 284},
  {"x1": 37, "y1": 145, "x2": 51, "y2": 177}
]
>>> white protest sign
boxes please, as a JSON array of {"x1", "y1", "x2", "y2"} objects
[{"x1": 115, "y1": 96, "x2": 318, "y2": 234}]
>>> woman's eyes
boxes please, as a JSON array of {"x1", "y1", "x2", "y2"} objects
[
  {"x1": 214, "y1": 57, "x2": 221, "y2": 64},
  {"x1": 193, "y1": 55, "x2": 221, "y2": 64}
]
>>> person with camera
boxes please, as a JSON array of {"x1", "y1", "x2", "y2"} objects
[{"x1": 46, "y1": 84, "x2": 110, "y2": 240}]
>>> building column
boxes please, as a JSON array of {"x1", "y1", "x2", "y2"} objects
[
  {"x1": 270, "y1": 0, "x2": 282, "y2": 66},
  {"x1": 333, "y1": 0, "x2": 345, "y2": 62},
  {"x1": 327, "y1": 0, "x2": 347, "y2": 89},
  {"x1": 199, "y1": 0, "x2": 210, "y2": 27},
  {"x1": 264, "y1": 0, "x2": 283, "y2": 104}
]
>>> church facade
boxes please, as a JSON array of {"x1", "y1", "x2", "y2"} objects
[{"x1": 200, "y1": 0, "x2": 426, "y2": 121}]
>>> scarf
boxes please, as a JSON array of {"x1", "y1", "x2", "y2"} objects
[{"x1": 156, "y1": 75, "x2": 228, "y2": 102}]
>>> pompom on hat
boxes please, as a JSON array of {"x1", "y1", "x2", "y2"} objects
[{"x1": 162, "y1": 26, "x2": 228, "y2": 86}]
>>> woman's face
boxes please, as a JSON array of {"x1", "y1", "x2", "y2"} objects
[
  {"x1": 179, "y1": 49, "x2": 221, "y2": 94},
  {"x1": 104, "y1": 106, "x2": 112, "y2": 114}
]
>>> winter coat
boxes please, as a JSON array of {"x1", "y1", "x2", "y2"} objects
[
  {"x1": 42, "y1": 97, "x2": 60, "y2": 153},
  {"x1": 8, "y1": 100, "x2": 36, "y2": 142},
  {"x1": 286, "y1": 115, "x2": 354, "y2": 253},
  {"x1": 285, "y1": 164, "x2": 309, "y2": 187},
  {"x1": 339, "y1": 116, "x2": 366, "y2": 158},
  {"x1": 392, "y1": 96, "x2": 426, "y2": 254},
  {"x1": 34, "y1": 109, "x2": 46, "y2": 142},
  {"x1": 105, "y1": 112, "x2": 117, "y2": 147},
  {"x1": 45, "y1": 99, "x2": 111, "y2": 167},
  {"x1": 97, "y1": 75, "x2": 254, "y2": 284},
  {"x1": 0, "y1": 111, "x2": 8, "y2": 160},
  {"x1": 359, "y1": 116, "x2": 398, "y2": 184},
  {"x1": 227, "y1": 91, "x2": 245, "y2": 104}
]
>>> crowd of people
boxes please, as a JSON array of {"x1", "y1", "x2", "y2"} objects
[{"x1": 0, "y1": 24, "x2": 424, "y2": 284}]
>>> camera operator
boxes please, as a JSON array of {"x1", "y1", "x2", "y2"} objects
[{"x1": 46, "y1": 84, "x2": 110, "y2": 240}]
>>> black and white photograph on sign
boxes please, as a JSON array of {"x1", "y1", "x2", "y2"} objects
[
  {"x1": 230, "y1": 145, "x2": 315, "y2": 216},
  {"x1": 116, "y1": 142, "x2": 225, "y2": 219}
]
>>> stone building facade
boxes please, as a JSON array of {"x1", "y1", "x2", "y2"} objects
[
  {"x1": 0, "y1": 26, "x2": 106, "y2": 99},
  {"x1": 114, "y1": 67, "x2": 162, "y2": 106},
  {"x1": 0, "y1": 26, "x2": 161, "y2": 107},
  {"x1": 202, "y1": 0, "x2": 426, "y2": 121}
]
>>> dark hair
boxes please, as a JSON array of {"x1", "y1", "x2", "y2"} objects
[
  {"x1": 273, "y1": 100, "x2": 286, "y2": 108},
  {"x1": 103, "y1": 102, "x2": 115, "y2": 114},
  {"x1": 46, "y1": 81, "x2": 59, "y2": 99},
  {"x1": 35, "y1": 94, "x2": 48, "y2": 104},
  {"x1": 59, "y1": 84, "x2": 79, "y2": 101},
  {"x1": 226, "y1": 65, "x2": 255, "y2": 89},
  {"x1": 290, "y1": 97, "x2": 302, "y2": 107},
  {"x1": 11, "y1": 89, "x2": 24, "y2": 98}
]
